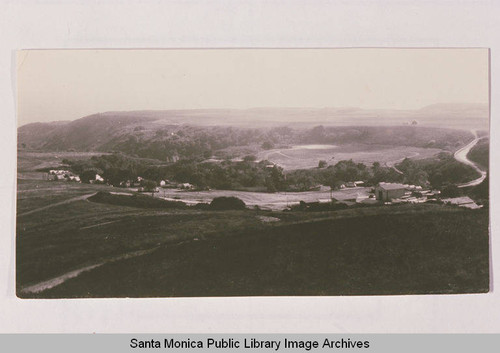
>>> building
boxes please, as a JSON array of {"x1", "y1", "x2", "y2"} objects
[
  {"x1": 441, "y1": 196, "x2": 482, "y2": 209},
  {"x1": 68, "y1": 175, "x2": 80, "y2": 182},
  {"x1": 178, "y1": 182, "x2": 194, "y2": 190},
  {"x1": 120, "y1": 180, "x2": 131, "y2": 188},
  {"x1": 374, "y1": 182, "x2": 408, "y2": 202}
]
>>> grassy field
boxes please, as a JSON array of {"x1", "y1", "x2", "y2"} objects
[
  {"x1": 467, "y1": 138, "x2": 489, "y2": 170},
  {"x1": 17, "y1": 151, "x2": 108, "y2": 173},
  {"x1": 16, "y1": 179, "x2": 123, "y2": 214},
  {"x1": 256, "y1": 144, "x2": 443, "y2": 170},
  {"x1": 17, "y1": 190, "x2": 490, "y2": 298},
  {"x1": 16, "y1": 149, "x2": 490, "y2": 298}
]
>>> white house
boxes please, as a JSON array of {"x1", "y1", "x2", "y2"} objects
[{"x1": 178, "y1": 183, "x2": 194, "y2": 190}]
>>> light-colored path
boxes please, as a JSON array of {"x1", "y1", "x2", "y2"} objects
[
  {"x1": 385, "y1": 151, "x2": 420, "y2": 175},
  {"x1": 157, "y1": 186, "x2": 370, "y2": 210},
  {"x1": 18, "y1": 190, "x2": 134, "y2": 218},
  {"x1": 79, "y1": 220, "x2": 119, "y2": 230},
  {"x1": 17, "y1": 193, "x2": 96, "y2": 217},
  {"x1": 20, "y1": 247, "x2": 159, "y2": 294},
  {"x1": 454, "y1": 130, "x2": 487, "y2": 188}
]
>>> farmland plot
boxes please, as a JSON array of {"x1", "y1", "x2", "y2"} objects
[{"x1": 257, "y1": 144, "x2": 443, "y2": 170}]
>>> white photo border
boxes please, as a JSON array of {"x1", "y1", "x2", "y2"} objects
[{"x1": 0, "y1": 0, "x2": 498, "y2": 333}]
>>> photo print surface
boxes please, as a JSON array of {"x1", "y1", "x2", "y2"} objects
[{"x1": 16, "y1": 49, "x2": 490, "y2": 298}]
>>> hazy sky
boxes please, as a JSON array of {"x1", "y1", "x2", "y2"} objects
[{"x1": 17, "y1": 49, "x2": 489, "y2": 126}]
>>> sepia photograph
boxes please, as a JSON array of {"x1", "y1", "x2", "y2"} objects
[{"x1": 16, "y1": 48, "x2": 490, "y2": 298}]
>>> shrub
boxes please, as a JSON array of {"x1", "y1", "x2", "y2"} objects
[
  {"x1": 210, "y1": 196, "x2": 246, "y2": 210},
  {"x1": 261, "y1": 141, "x2": 274, "y2": 150},
  {"x1": 88, "y1": 191, "x2": 186, "y2": 209},
  {"x1": 440, "y1": 184, "x2": 461, "y2": 198},
  {"x1": 192, "y1": 203, "x2": 211, "y2": 210},
  {"x1": 243, "y1": 155, "x2": 257, "y2": 162},
  {"x1": 318, "y1": 160, "x2": 327, "y2": 168}
]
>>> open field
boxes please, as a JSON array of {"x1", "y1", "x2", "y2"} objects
[
  {"x1": 467, "y1": 137, "x2": 489, "y2": 170},
  {"x1": 16, "y1": 179, "x2": 126, "y2": 214},
  {"x1": 16, "y1": 170, "x2": 489, "y2": 298},
  {"x1": 256, "y1": 144, "x2": 444, "y2": 170},
  {"x1": 154, "y1": 186, "x2": 369, "y2": 210},
  {"x1": 18, "y1": 201, "x2": 489, "y2": 298},
  {"x1": 16, "y1": 142, "x2": 490, "y2": 297},
  {"x1": 18, "y1": 151, "x2": 108, "y2": 172}
]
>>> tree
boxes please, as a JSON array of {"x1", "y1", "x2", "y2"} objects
[
  {"x1": 210, "y1": 196, "x2": 246, "y2": 210},
  {"x1": 307, "y1": 125, "x2": 327, "y2": 142},
  {"x1": 318, "y1": 160, "x2": 327, "y2": 168},
  {"x1": 441, "y1": 184, "x2": 460, "y2": 198},
  {"x1": 141, "y1": 180, "x2": 157, "y2": 193},
  {"x1": 243, "y1": 155, "x2": 257, "y2": 162},
  {"x1": 80, "y1": 168, "x2": 103, "y2": 183},
  {"x1": 267, "y1": 165, "x2": 286, "y2": 191},
  {"x1": 261, "y1": 141, "x2": 274, "y2": 150}
]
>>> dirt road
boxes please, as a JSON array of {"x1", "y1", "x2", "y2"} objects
[
  {"x1": 385, "y1": 151, "x2": 421, "y2": 175},
  {"x1": 17, "y1": 193, "x2": 97, "y2": 217},
  {"x1": 20, "y1": 247, "x2": 159, "y2": 295},
  {"x1": 156, "y1": 186, "x2": 370, "y2": 210},
  {"x1": 454, "y1": 130, "x2": 487, "y2": 188}
]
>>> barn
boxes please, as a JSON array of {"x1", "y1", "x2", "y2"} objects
[{"x1": 374, "y1": 182, "x2": 408, "y2": 202}]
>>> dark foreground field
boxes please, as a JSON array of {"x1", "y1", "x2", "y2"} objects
[{"x1": 17, "y1": 184, "x2": 489, "y2": 298}]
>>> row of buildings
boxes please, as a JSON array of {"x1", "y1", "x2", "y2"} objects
[
  {"x1": 373, "y1": 182, "x2": 481, "y2": 209},
  {"x1": 45, "y1": 169, "x2": 81, "y2": 182}
]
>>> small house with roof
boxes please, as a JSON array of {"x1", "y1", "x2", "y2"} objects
[{"x1": 374, "y1": 182, "x2": 408, "y2": 202}]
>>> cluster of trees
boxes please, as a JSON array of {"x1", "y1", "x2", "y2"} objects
[
  {"x1": 296, "y1": 125, "x2": 472, "y2": 151},
  {"x1": 64, "y1": 143, "x2": 483, "y2": 194},
  {"x1": 161, "y1": 159, "x2": 286, "y2": 192},
  {"x1": 65, "y1": 153, "x2": 286, "y2": 192},
  {"x1": 65, "y1": 153, "x2": 405, "y2": 193},
  {"x1": 58, "y1": 124, "x2": 474, "y2": 162},
  {"x1": 285, "y1": 160, "x2": 402, "y2": 191},
  {"x1": 101, "y1": 125, "x2": 283, "y2": 161},
  {"x1": 286, "y1": 152, "x2": 481, "y2": 192},
  {"x1": 396, "y1": 152, "x2": 480, "y2": 188},
  {"x1": 64, "y1": 154, "x2": 154, "y2": 185}
]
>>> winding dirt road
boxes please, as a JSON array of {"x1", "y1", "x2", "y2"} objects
[
  {"x1": 454, "y1": 130, "x2": 487, "y2": 188},
  {"x1": 385, "y1": 151, "x2": 421, "y2": 175},
  {"x1": 17, "y1": 193, "x2": 97, "y2": 217},
  {"x1": 20, "y1": 247, "x2": 160, "y2": 295}
]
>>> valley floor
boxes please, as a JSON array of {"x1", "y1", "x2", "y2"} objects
[
  {"x1": 15, "y1": 139, "x2": 490, "y2": 298},
  {"x1": 16, "y1": 179, "x2": 490, "y2": 298}
]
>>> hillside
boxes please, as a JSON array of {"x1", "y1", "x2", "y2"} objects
[
  {"x1": 18, "y1": 104, "x2": 487, "y2": 152},
  {"x1": 18, "y1": 113, "x2": 158, "y2": 151},
  {"x1": 21, "y1": 205, "x2": 489, "y2": 298},
  {"x1": 18, "y1": 106, "x2": 482, "y2": 162}
]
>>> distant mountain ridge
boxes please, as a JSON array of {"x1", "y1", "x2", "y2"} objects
[{"x1": 18, "y1": 103, "x2": 488, "y2": 152}]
